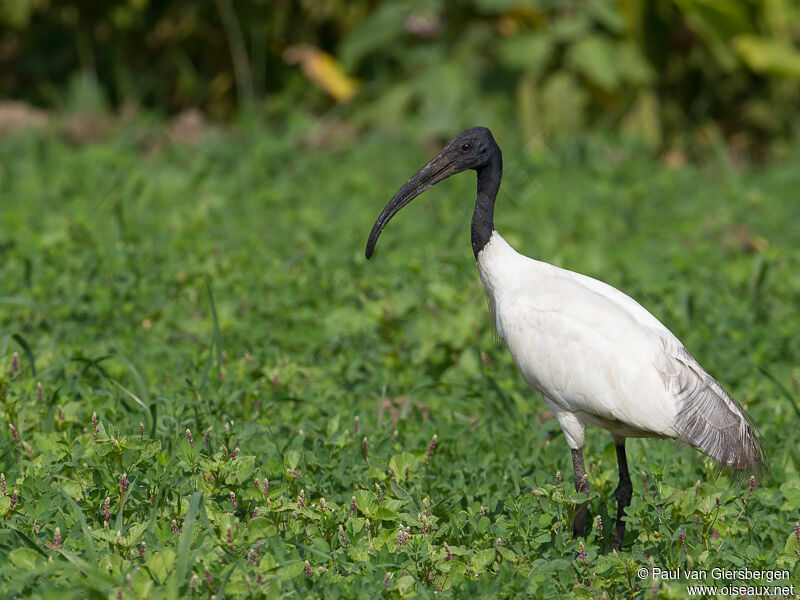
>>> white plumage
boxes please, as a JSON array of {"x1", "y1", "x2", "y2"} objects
[
  {"x1": 365, "y1": 126, "x2": 767, "y2": 550},
  {"x1": 478, "y1": 231, "x2": 762, "y2": 469}
]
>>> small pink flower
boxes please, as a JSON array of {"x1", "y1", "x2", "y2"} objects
[
  {"x1": 45, "y1": 527, "x2": 63, "y2": 551},
  {"x1": 395, "y1": 525, "x2": 410, "y2": 550},
  {"x1": 185, "y1": 428, "x2": 195, "y2": 447},
  {"x1": 8, "y1": 423, "x2": 19, "y2": 448},
  {"x1": 425, "y1": 434, "x2": 438, "y2": 464},
  {"x1": 577, "y1": 541, "x2": 586, "y2": 561},
  {"x1": 101, "y1": 496, "x2": 111, "y2": 527}
]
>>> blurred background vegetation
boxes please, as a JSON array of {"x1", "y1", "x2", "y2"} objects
[{"x1": 1, "y1": 0, "x2": 800, "y2": 159}]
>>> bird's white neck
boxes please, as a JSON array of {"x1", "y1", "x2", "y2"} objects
[{"x1": 476, "y1": 231, "x2": 524, "y2": 314}]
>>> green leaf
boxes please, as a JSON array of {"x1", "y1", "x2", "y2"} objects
[
  {"x1": 145, "y1": 549, "x2": 176, "y2": 584},
  {"x1": 247, "y1": 517, "x2": 274, "y2": 542},
  {"x1": 389, "y1": 452, "x2": 417, "y2": 482},
  {"x1": 477, "y1": 516, "x2": 490, "y2": 533},
  {"x1": 127, "y1": 521, "x2": 149, "y2": 545},
  {"x1": 566, "y1": 35, "x2": 620, "y2": 91},
  {"x1": 284, "y1": 449, "x2": 301, "y2": 470},
  {"x1": 60, "y1": 488, "x2": 96, "y2": 564},
  {"x1": 375, "y1": 506, "x2": 399, "y2": 521},
  {"x1": 382, "y1": 499, "x2": 405, "y2": 513},
  {"x1": 9, "y1": 547, "x2": 40, "y2": 570},
  {"x1": 540, "y1": 72, "x2": 587, "y2": 135},
  {"x1": 734, "y1": 35, "x2": 800, "y2": 78},
  {"x1": 61, "y1": 480, "x2": 82, "y2": 501},
  {"x1": 498, "y1": 33, "x2": 552, "y2": 76},
  {"x1": 533, "y1": 532, "x2": 551, "y2": 544},
  {"x1": 231, "y1": 455, "x2": 256, "y2": 483},
  {"x1": 471, "y1": 548, "x2": 495, "y2": 571},
  {"x1": 396, "y1": 574, "x2": 415, "y2": 594},
  {"x1": 169, "y1": 492, "x2": 202, "y2": 597},
  {"x1": 354, "y1": 490, "x2": 378, "y2": 518},
  {"x1": 277, "y1": 559, "x2": 306, "y2": 580},
  {"x1": 128, "y1": 438, "x2": 162, "y2": 466}
]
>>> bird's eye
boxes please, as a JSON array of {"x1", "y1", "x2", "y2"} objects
[{"x1": 461, "y1": 143, "x2": 471, "y2": 152}]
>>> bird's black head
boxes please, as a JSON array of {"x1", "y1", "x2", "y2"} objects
[{"x1": 365, "y1": 127, "x2": 500, "y2": 259}]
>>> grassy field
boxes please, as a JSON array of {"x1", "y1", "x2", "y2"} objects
[{"x1": 1, "y1": 122, "x2": 799, "y2": 599}]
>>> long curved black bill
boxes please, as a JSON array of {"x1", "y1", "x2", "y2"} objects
[{"x1": 365, "y1": 149, "x2": 458, "y2": 259}]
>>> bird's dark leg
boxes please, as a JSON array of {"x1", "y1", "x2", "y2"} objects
[
  {"x1": 613, "y1": 438, "x2": 633, "y2": 551},
  {"x1": 571, "y1": 447, "x2": 590, "y2": 539}
]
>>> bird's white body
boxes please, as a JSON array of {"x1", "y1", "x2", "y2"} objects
[
  {"x1": 366, "y1": 127, "x2": 765, "y2": 550},
  {"x1": 477, "y1": 231, "x2": 752, "y2": 461}
]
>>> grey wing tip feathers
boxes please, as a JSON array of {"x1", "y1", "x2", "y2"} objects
[{"x1": 657, "y1": 343, "x2": 769, "y2": 481}]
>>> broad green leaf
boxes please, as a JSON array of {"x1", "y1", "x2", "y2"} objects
[
  {"x1": 247, "y1": 517, "x2": 274, "y2": 542},
  {"x1": 471, "y1": 548, "x2": 495, "y2": 571},
  {"x1": 566, "y1": 35, "x2": 620, "y2": 91},
  {"x1": 9, "y1": 547, "x2": 40, "y2": 570},
  {"x1": 61, "y1": 480, "x2": 82, "y2": 500},
  {"x1": 127, "y1": 522, "x2": 149, "y2": 545},
  {"x1": 389, "y1": 452, "x2": 417, "y2": 482},
  {"x1": 354, "y1": 490, "x2": 378, "y2": 518},
  {"x1": 145, "y1": 549, "x2": 176, "y2": 584}
]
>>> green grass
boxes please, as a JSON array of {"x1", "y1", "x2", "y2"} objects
[{"x1": 1, "y1": 122, "x2": 799, "y2": 599}]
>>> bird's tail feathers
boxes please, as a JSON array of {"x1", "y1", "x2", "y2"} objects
[{"x1": 657, "y1": 344, "x2": 769, "y2": 480}]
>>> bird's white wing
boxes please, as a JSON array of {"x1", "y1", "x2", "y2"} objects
[
  {"x1": 547, "y1": 260, "x2": 766, "y2": 472},
  {"x1": 478, "y1": 234, "x2": 766, "y2": 473},
  {"x1": 495, "y1": 268, "x2": 679, "y2": 439}
]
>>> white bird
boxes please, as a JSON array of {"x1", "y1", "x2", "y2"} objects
[{"x1": 365, "y1": 127, "x2": 767, "y2": 551}]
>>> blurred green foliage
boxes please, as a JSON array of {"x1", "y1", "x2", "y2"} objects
[
  {"x1": 2, "y1": 0, "x2": 800, "y2": 153},
  {"x1": 0, "y1": 120, "x2": 799, "y2": 597}
]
